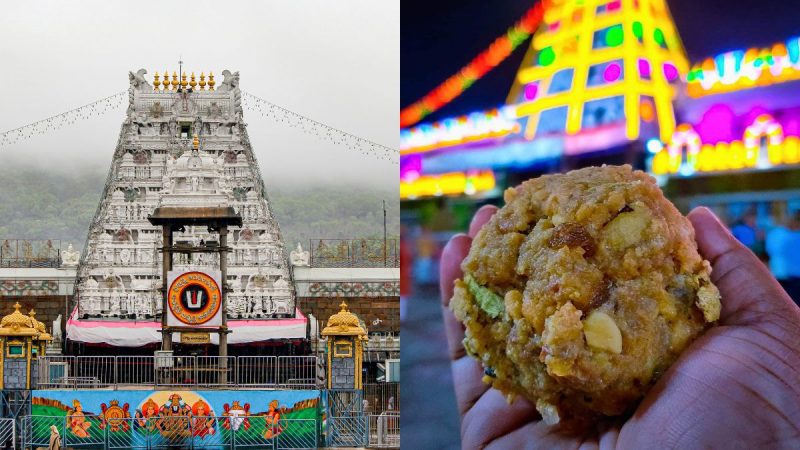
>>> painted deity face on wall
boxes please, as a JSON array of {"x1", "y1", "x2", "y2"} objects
[
  {"x1": 169, "y1": 394, "x2": 183, "y2": 412},
  {"x1": 142, "y1": 398, "x2": 158, "y2": 417}
]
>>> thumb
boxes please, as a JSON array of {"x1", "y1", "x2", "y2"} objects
[{"x1": 687, "y1": 207, "x2": 798, "y2": 327}]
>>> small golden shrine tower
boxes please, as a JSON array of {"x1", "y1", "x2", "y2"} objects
[
  {"x1": 0, "y1": 303, "x2": 52, "y2": 389},
  {"x1": 321, "y1": 301, "x2": 368, "y2": 390}
]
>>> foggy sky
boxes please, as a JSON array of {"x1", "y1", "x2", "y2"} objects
[{"x1": 0, "y1": 1, "x2": 398, "y2": 189}]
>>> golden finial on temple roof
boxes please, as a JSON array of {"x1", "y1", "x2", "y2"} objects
[
  {"x1": 189, "y1": 72, "x2": 197, "y2": 90},
  {"x1": 199, "y1": 72, "x2": 206, "y2": 90},
  {"x1": 208, "y1": 72, "x2": 215, "y2": 91},
  {"x1": 165, "y1": 69, "x2": 171, "y2": 90},
  {"x1": 181, "y1": 72, "x2": 188, "y2": 88},
  {"x1": 1, "y1": 302, "x2": 34, "y2": 331},
  {"x1": 153, "y1": 72, "x2": 161, "y2": 91},
  {"x1": 171, "y1": 72, "x2": 179, "y2": 90},
  {"x1": 321, "y1": 300, "x2": 366, "y2": 337}
]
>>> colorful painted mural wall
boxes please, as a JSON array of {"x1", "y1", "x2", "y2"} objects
[{"x1": 31, "y1": 389, "x2": 321, "y2": 448}]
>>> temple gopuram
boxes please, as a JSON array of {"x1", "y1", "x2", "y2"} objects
[{"x1": 68, "y1": 69, "x2": 300, "y2": 351}]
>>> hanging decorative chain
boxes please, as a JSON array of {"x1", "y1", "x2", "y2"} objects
[
  {"x1": 242, "y1": 91, "x2": 398, "y2": 165},
  {"x1": 0, "y1": 91, "x2": 127, "y2": 148}
]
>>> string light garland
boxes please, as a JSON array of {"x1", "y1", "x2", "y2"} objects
[
  {"x1": 0, "y1": 91, "x2": 127, "y2": 148},
  {"x1": 686, "y1": 35, "x2": 800, "y2": 98},
  {"x1": 242, "y1": 91, "x2": 398, "y2": 165},
  {"x1": 1, "y1": 90, "x2": 398, "y2": 165},
  {"x1": 399, "y1": 2, "x2": 545, "y2": 128}
]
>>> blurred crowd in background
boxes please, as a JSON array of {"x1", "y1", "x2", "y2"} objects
[{"x1": 729, "y1": 204, "x2": 800, "y2": 301}]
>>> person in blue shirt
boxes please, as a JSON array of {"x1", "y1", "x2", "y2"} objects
[
  {"x1": 766, "y1": 212, "x2": 800, "y2": 304},
  {"x1": 731, "y1": 211, "x2": 757, "y2": 248}
]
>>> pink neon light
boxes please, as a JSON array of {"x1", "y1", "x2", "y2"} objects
[
  {"x1": 400, "y1": 154, "x2": 422, "y2": 181},
  {"x1": 604, "y1": 63, "x2": 622, "y2": 82},
  {"x1": 695, "y1": 104, "x2": 735, "y2": 144},
  {"x1": 607, "y1": 0, "x2": 621, "y2": 11},
  {"x1": 784, "y1": 118, "x2": 800, "y2": 137},
  {"x1": 638, "y1": 59, "x2": 651, "y2": 78},
  {"x1": 524, "y1": 83, "x2": 539, "y2": 100},
  {"x1": 663, "y1": 62, "x2": 679, "y2": 81}
]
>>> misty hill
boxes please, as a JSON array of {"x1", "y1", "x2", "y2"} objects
[{"x1": 0, "y1": 165, "x2": 399, "y2": 252}]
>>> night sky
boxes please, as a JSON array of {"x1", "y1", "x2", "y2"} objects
[{"x1": 401, "y1": 0, "x2": 800, "y2": 124}]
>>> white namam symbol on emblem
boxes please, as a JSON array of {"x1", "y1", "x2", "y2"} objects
[{"x1": 185, "y1": 286, "x2": 205, "y2": 309}]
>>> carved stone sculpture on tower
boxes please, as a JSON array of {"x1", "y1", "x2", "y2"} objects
[
  {"x1": 128, "y1": 69, "x2": 150, "y2": 114},
  {"x1": 218, "y1": 70, "x2": 240, "y2": 93},
  {"x1": 168, "y1": 116, "x2": 178, "y2": 138},
  {"x1": 129, "y1": 69, "x2": 151, "y2": 92},
  {"x1": 61, "y1": 243, "x2": 80, "y2": 267},
  {"x1": 290, "y1": 242, "x2": 310, "y2": 266},
  {"x1": 52, "y1": 315, "x2": 63, "y2": 342}
]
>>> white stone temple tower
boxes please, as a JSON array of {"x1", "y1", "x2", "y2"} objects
[{"x1": 72, "y1": 69, "x2": 294, "y2": 333}]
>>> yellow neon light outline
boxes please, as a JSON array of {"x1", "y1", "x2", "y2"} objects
[
  {"x1": 524, "y1": 72, "x2": 554, "y2": 139},
  {"x1": 643, "y1": 0, "x2": 682, "y2": 141},
  {"x1": 517, "y1": 45, "x2": 679, "y2": 85},
  {"x1": 507, "y1": 27, "x2": 545, "y2": 104},
  {"x1": 517, "y1": 81, "x2": 657, "y2": 116},
  {"x1": 400, "y1": 170, "x2": 496, "y2": 199},
  {"x1": 565, "y1": 1, "x2": 595, "y2": 134},
  {"x1": 621, "y1": 0, "x2": 639, "y2": 140},
  {"x1": 507, "y1": 0, "x2": 689, "y2": 142},
  {"x1": 657, "y1": 0, "x2": 690, "y2": 73}
]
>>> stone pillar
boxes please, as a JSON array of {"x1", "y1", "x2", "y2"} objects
[
  {"x1": 161, "y1": 226, "x2": 173, "y2": 351},
  {"x1": 218, "y1": 226, "x2": 228, "y2": 383}
]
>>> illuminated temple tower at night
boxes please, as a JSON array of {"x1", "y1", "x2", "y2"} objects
[
  {"x1": 507, "y1": 0, "x2": 688, "y2": 142},
  {"x1": 401, "y1": 0, "x2": 800, "y2": 209},
  {"x1": 68, "y1": 69, "x2": 300, "y2": 348}
]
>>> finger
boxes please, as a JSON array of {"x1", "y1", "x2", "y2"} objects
[
  {"x1": 440, "y1": 233, "x2": 496, "y2": 417},
  {"x1": 440, "y1": 234, "x2": 472, "y2": 360},
  {"x1": 440, "y1": 234, "x2": 471, "y2": 306},
  {"x1": 597, "y1": 421, "x2": 621, "y2": 450},
  {"x1": 461, "y1": 389, "x2": 538, "y2": 449},
  {"x1": 451, "y1": 354, "x2": 490, "y2": 416},
  {"x1": 687, "y1": 207, "x2": 795, "y2": 325},
  {"x1": 469, "y1": 204, "x2": 498, "y2": 238}
]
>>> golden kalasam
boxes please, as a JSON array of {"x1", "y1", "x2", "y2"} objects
[{"x1": 450, "y1": 165, "x2": 720, "y2": 426}]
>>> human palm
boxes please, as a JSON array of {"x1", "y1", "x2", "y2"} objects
[{"x1": 440, "y1": 206, "x2": 800, "y2": 449}]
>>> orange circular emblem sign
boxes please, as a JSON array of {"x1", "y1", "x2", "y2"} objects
[{"x1": 168, "y1": 271, "x2": 221, "y2": 325}]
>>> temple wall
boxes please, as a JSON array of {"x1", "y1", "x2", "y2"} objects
[
  {"x1": 29, "y1": 389, "x2": 322, "y2": 448},
  {"x1": 297, "y1": 296, "x2": 399, "y2": 334},
  {"x1": 0, "y1": 295, "x2": 69, "y2": 336}
]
